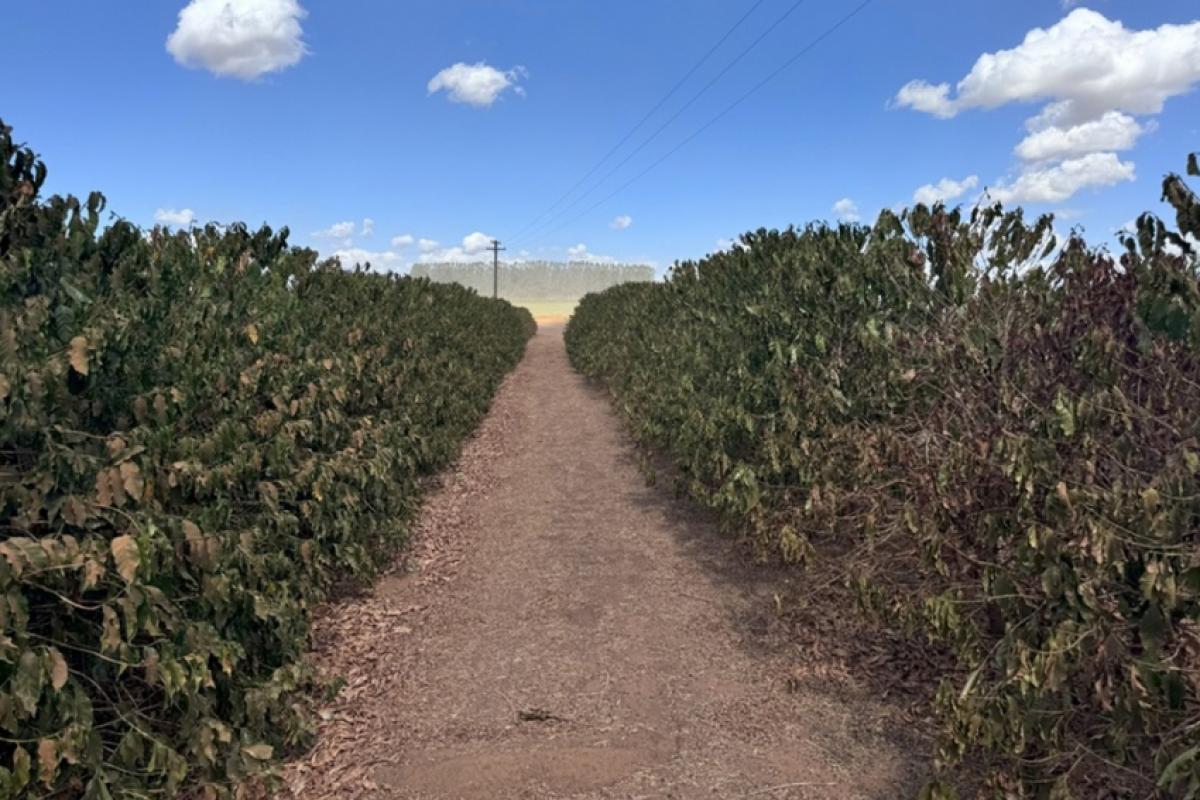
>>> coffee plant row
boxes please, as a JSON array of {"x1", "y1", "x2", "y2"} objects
[
  {"x1": 566, "y1": 156, "x2": 1200, "y2": 798},
  {"x1": 0, "y1": 120, "x2": 535, "y2": 798}
]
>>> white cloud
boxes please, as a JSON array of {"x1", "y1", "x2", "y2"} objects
[
  {"x1": 416, "y1": 249, "x2": 469, "y2": 264},
  {"x1": 913, "y1": 175, "x2": 979, "y2": 206},
  {"x1": 565, "y1": 243, "x2": 616, "y2": 263},
  {"x1": 415, "y1": 246, "x2": 478, "y2": 264},
  {"x1": 1015, "y1": 111, "x2": 1146, "y2": 162},
  {"x1": 427, "y1": 62, "x2": 527, "y2": 107},
  {"x1": 893, "y1": 81, "x2": 956, "y2": 118},
  {"x1": 154, "y1": 208, "x2": 196, "y2": 227},
  {"x1": 391, "y1": 234, "x2": 415, "y2": 248},
  {"x1": 894, "y1": 9, "x2": 1200, "y2": 206},
  {"x1": 331, "y1": 247, "x2": 404, "y2": 272},
  {"x1": 831, "y1": 198, "x2": 860, "y2": 222},
  {"x1": 610, "y1": 214, "x2": 633, "y2": 230},
  {"x1": 988, "y1": 152, "x2": 1135, "y2": 205},
  {"x1": 166, "y1": 0, "x2": 308, "y2": 81},
  {"x1": 312, "y1": 218, "x2": 377, "y2": 244},
  {"x1": 415, "y1": 232, "x2": 497, "y2": 264},
  {"x1": 314, "y1": 221, "x2": 356, "y2": 240},
  {"x1": 894, "y1": 10, "x2": 1200, "y2": 124},
  {"x1": 462, "y1": 231, "x2": 494, "y2": 254}
]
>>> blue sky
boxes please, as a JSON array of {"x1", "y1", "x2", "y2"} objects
[{"x1": 2, "y1": 1, "x2": 1198, "y2": 272}]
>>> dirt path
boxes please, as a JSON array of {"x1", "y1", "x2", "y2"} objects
[{"x1": 283, "y1": 326, "x2": 923, "y2": 800}]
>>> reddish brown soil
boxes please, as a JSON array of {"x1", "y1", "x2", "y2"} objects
[{"x1": 282, "y1": 326, "x2": 926, "y2": 799}]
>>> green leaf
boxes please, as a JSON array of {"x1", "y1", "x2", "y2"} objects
[
  {"x1": 1054, "y1": 391, "x2": 1075, "y2": 437},
  {"x1": 1138, "y1": 604, "x2": 1169, "y2": 655},
  {"x1": 11, "y1": 746, "x2": 31, "y2": 792},
  {"x1": 12, "y1": 650, "x2": 44, "y2": 716}
]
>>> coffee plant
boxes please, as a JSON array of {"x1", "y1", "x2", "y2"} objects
[
  {"x1": 0, "y1": 120, "x2": 534, "y2": 798},
  {"x1": 566, "y1": 157, "x2": 1200, "y2": 798}
]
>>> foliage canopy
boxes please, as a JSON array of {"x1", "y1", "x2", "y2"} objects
[{"x1": 566, "y1": 155, "x2": 1200, "y2": 798}]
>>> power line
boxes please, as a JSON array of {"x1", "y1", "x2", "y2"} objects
[
  {"x1": 489, "y1": 239, "x2": 506, "y2": 299},
  {"x1": 507, "y1": 0, "x2": 770, "y2": 245},
  {"x1": 530, "y1": 0, "x2": 877, "y2": 245},
  {"x1": 510, "y1": 0, "x2": 817, "y2": 249}
]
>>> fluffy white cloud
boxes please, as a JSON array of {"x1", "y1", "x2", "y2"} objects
[
  {"x1": 894, "y1": 10, "x2": 1200, "y2": 124},
  {"x1": 610, "y1": 215, "x2": 633, "y2": 230},
  {"x1": 427, "y1": 62, "x2": 527, "y2": 107},
  {"x1": 331, "y1": 247, "x2": 404, "y2": 272},
  {"x1": 415, "y1": 232, "x2": 497, "y2": 264},
  {"x1": 893, "y1": 81, "x2": 956, "y2": 118},
  {"x1": 462, "y1": 231, "x2": 495, "y2": 254},
  {"x1": 1015, "y1": 111, "x2": 1146, "y2": 162},
  {"x1": 895, "y1": 9, "x2": 1200, "y2": 206},
  {"x1": 312, "y1": 218, "x2": 377, "y2": 243},
  {"x1": 154, "y1": 208, "x2": 196, "y2": 227},
  {"x1": 989, "y1": 152, "x2": 1135, "y2": 204},
  {"x1": 314, "y1": 221, "x2": 356, "y2": 239},
  {"x1": 831, "y1": 198, "x2": 860, "y2": 222},
  {"x1": 416, "y1": 249, "x2": 466, "y2": 264},
  {"x1": 565, "y1": 243, "x2": 616, "y2": 263},
  {"x1": 166, "y1": 0, "x2": 308, "y2": 81},
  {"x1": 391, "y1": 234, "x2": 415, "y2": 248},
  {"x1": 913, "y1": 175, "x2": 979, "y2": 206}
]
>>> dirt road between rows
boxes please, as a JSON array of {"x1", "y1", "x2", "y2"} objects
[{"x1": 283, "y1": 325, "x2": 924, "y2": 799}]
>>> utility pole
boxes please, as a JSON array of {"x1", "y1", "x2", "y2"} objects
[{"x1": 489, "y1": 239, "x2": 506, "y2": 299}]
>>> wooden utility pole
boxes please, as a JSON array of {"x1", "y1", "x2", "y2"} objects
[{"x1": 489, "y1": 239, "x2": 506, "y2": 299}]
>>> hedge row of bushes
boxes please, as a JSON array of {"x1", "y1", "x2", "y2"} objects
[
  {"x1": 0, "y1": 121, "x2": 535, "y2": 798},
  {"x1": 565, "y1": 157, "x2": 1200, "y2": 798}
]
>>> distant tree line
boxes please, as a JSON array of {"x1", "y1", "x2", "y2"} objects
[{"x1": 410, "y1": 260, "x2": 655, "y2": 300}]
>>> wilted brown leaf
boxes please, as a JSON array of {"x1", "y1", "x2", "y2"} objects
[
  {"x1": 37, "y1": 738, "x2": 59, "y2": 788},
  {"x1": 111, "y1": 535, "x2": 140, "y2": 583},
  {"x1": 243, "y1": 743, "x2": 273, "y2": 761},
  {"x1": 68, "y1": 336, "x2": 88, "y2": 376},
  {"x1": 120, "y1": 462, "x2": 144, "y2": 500},
  {"x1": 48, "y1": 647, "x2": 68, "y2": 690}
]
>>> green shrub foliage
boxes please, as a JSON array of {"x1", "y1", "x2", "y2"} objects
[
  {"x1": 0, "y1": 121, "x2": 534, "y2": 798},
  {"x1": 566, "y1": 157, "x2": 1200, "y2": 798}
]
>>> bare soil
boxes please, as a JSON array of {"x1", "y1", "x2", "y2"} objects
[{"x1": 282, "y1": 325, "x2": 927, "y2": 800}]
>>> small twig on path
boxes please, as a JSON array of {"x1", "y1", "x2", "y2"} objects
[{"x1": 517, "y1": 707, "x2": 570, "y2": 723}]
